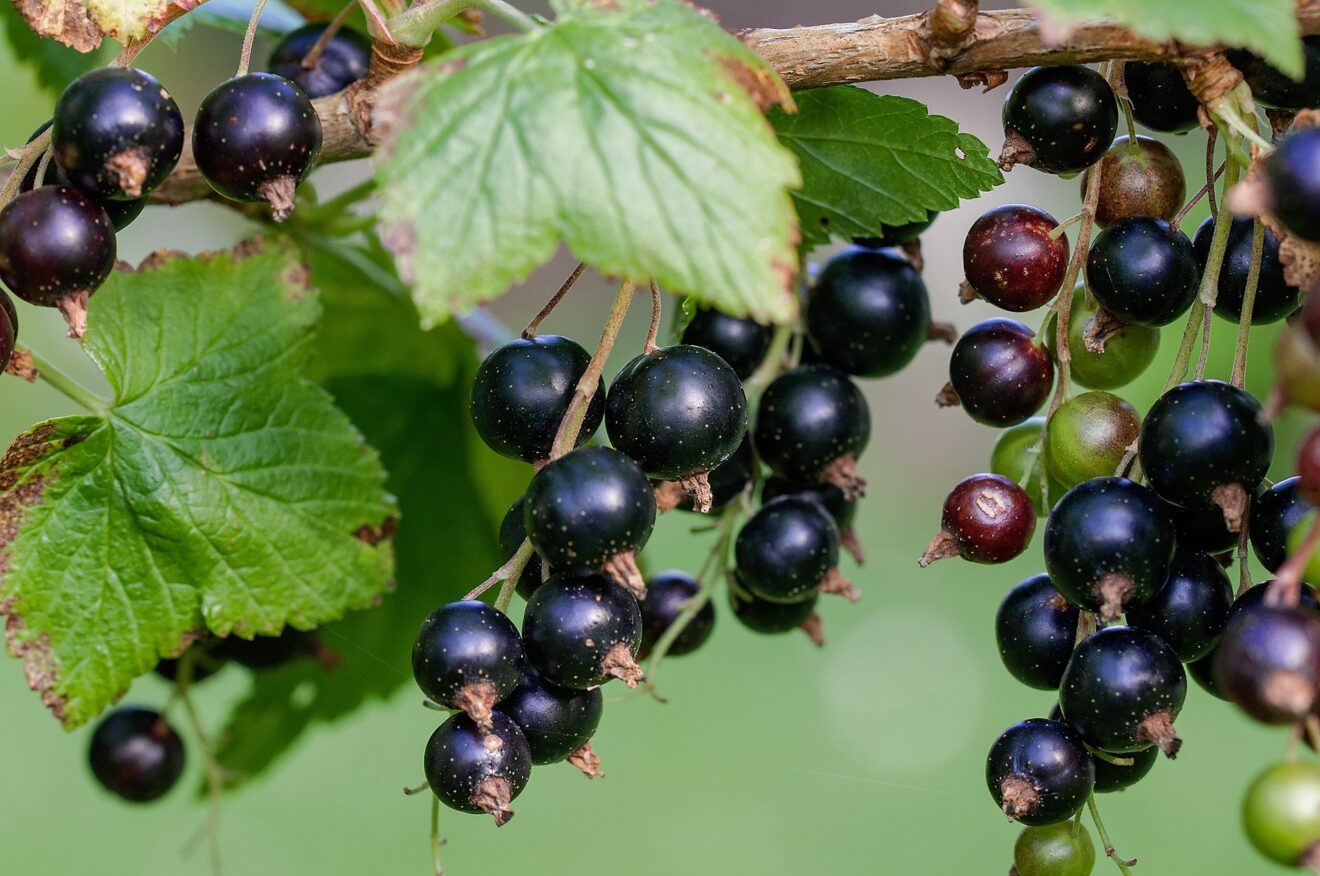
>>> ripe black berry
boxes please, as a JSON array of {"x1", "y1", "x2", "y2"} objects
[
  {"x1": 0, "y1": 186, "x2": 115, "y2": 307},
  {"x1": 1001, "y1": 65, "x2": 1118, "y2": 175},
  {"x1": 735, "y1": 496, "x2": 857, "y2": 603},
  {"x1": 670, "y1": 434, "x2": 753, "y2": 514},
  {"x1": 1228, "y1": 38, "x2": 1320, "y2": 110},
  {"x1": 1060, "y1": 625, "x2": 1186, "y2": 757},
  {"x1": 1122, "y1": 61, "x2": 1201, "y2": 133},
  {"x1": 1086, "y1": 135, "x2": 1186, "y2": 228},
  {"x1": 638, "y1": 570, "x2": 715, "y2": 659},
  {"x1": 1215, "y1": 605, "x2": 1320, "y2": 724},
  {"x1": 521, "y1": 571, "x2": 644, "y2": 688},
  {"x1": 52, "y1": 67, "x2": 184, "y2": 200},
  {"x1": 1264, "y1": 128, "x2": 1320, "y2": 243},
  {"x1": 605, "y1": 344, "x2": 747, "y2": 511},
  {"x1": 1125, "y1": 550, "x2": 1233, "y2": 661},
  {"x1": 0, "y1": 296, "x2": 14, "y2": 371},
  {"x1": 1043, "y1": 477, "x2": 1176, "y2": 621},
  {"x1": 947, "y1": 318, "x2": 1054, "y2": 427},
  {"x1": 267, "y1": 23, "x2": 372, "y2": 98},
  {"x1": 753, "y1": 364, "x2": 870, "y2": 498},
  {"x1": 155, "y1": 639, "x2": 226, "y2": 685},
  {"x1": 962, "y1": 205, "x2": 1068, "y2": 312},
  {"x1": 1252, "y1": 478, "x2": 1312, "y2": 572},
  {"x1": 1048, "y1": 703, "x2": 1159, "y2": 793},
  {"x1": 1086, "y1": 217, "x2": 1199, "y2": 327},
  {"x1": 88, "y1": 707, "x2": 186, "y2": 803},
  {"x1": 920, "y1": 473, "x2": 1036, "y2": 566},
  {"x1": 1189, "y1": 584, "x2": 1317, "y2": 702},
  {"x1": 497, "y1": 667, "x2": 603, "y2": 769},
  {"x1": 424, "y1": 712, "x2": 531, "y2": 825},
  {"x1": 524, "y1": 446, "x2": 656, "y2": 596},
  {"x1": 986, "y1": 718, "x2": 1094, "y2": 825},
  {"x1": 728, "y1": 578, "x2": 824, "y2": 645},
  {"x1": 761, "y1": 477, "x2": 861, "y2": 562},
  {"x1": 680, "y1": 305, "x2": 772, "y2": 379},
  {"x1": 806, "y1": 247, "x2": 931, "y2": 376},
  {"x1": 412, "y1": 601, "x2": 526, "y2": 727},
  {"x1": 22, "y1": 122, "x2": 146, "y2": 231},
  {"x1": 192, "y1": 73, "x2": 322, "y2": 220},
  {"x1": 995, "y1": 573, "x2": 1079, "y2": 690},
  {"x1": 1168, "y1": 497, "x2": 1242, "y2": 556},
  {"x1": 1193, "y1": 216, "x2": 1299, "y2": 324},
  {"x1": 214, "y1": 628, "x2": 319, "y2": 669},
  {"x1": 499, "y1": 496, "x2": 553, "y2": 599},
  {"x1": 471, "y1": 335, "x2": 604, "y2": 464}
]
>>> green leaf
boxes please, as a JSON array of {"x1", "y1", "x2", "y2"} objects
[
  {"x1": 2, "y1": 3, "x2": 113, "y2": 96},
  {"x1": 1028, "y1": 0, "x2": 1303, "y2": 78},
  {"x1": 770, "y1": 86, "x2": 1002, "y2": 250},
  {"x1": 374, "y1": 0, "x2": 802, "y2": 326},
  {"x1": 0, "y1": 241, "x2": 395, "y2": 728}
]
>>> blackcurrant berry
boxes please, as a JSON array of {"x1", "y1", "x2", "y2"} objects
[
  {"x1": 1043, "y1": 390, "x2": 1141, "y2": 491},
  {"x1": 1086, "y1": 135, "x2": 1186, "y2": 228},
  {"x1": 21, "y1": 122, "x2": 147, "y2": 232},
  {"x1": 471, "y1": 335, "x2": 604, "y2": 464},
  {"x1": 1043, "y1": 477, "x2": 1176, "y2": 621},
  {"x1": 761, "y1": 476, "x2": 862, "y2": 562},
  {"x1": 0, "y1": 186, "x2": 115, "y2": 307},
  {"x1": 214, "y1": 627, "x2": 318, "y2": 669},
  {"x1": 990, "y1": 417, "x2": 1066, "y2": 516},
  {"x1": 986, "y1": 718, "x2": 1095, "y2": 825},
  {"x1": 267, "y1": 23, "x2": 372, "y2": 99},
  {"x1": 1242, "y1": 762, "x2": 1320, "y2": 870},
  {"x1": 1228, "y1": 38, "x2": 1320, "y2": 110},
  {"x1": 1168, "y1": 496, "x2": 1243, "y2": 556},
  {"x1": 1125, "y1": 549, "x2": 1233, "y2": 662},
  {"x1": 192, "y1": 73, "x2": 322, "y2": 220},
  {"x1": 680, "y1": 305, "x2": 772, "y2": 380},
  {"x1": 52, "y1": 67, "x2": 184, "y2": 200},
  {"x1": 1086, "y1": 217, "x2": 1199, "y2": 327},
  {"x1": 727, "y1": 577, "x2": 824, "y2": 645},
  {"x1": 1299, "y1": 427, "x2": 1320, "y2": 506},
  {"x1": 0, "y1": 298, "x2": 14, "y2": 371},
  {"x1": 412, "y1": 601, "x2": 526, "y2": 727},
  {"x1": 735, "y1": 496, "x2": 857, "y2": 603},
  {"x1": 947, "y1": 318, "x2": 1054, "y2": 427},
  {"x1": 88, "y1": 707, "x2": 186, "y2": 803},
  {"x1": 638, "y1": 570, "x2": 715, "y2": 659},
  {"x1": 1138, "y1": 381, "x2": 1273, "y2": 525},
  {"x1": 1253, "y1": 478, "x2": 1312, "y2": 572},
  {"x1": 1193, "y1": 216, "x2": 1299, "y2": 325},
  {"x1": 1013, "y1": 821, "x2": 1096, "y2": 876},
  {"x1": 670, "y1": 434, "x2": 753, "y2": 514},
  {"x1": 1193, "y1": 582, "x2": 1320, "y2": 700},
  {"x1": 499, "y1": 495, "x2": 552, "y2": 599},
  {"x1": 1122, "y1": 61, "x2": 1201, "y2": 133},
  {"x1": 497, "y1": 667, "x2": 603, "y2": 769},
  {"x1": 605, "y1": 344, "x2": 747, "y2": 511},
  {"x1": 995, "y1": 573, "x2": 1080, "y2": 691},
  {"x1": 524, "y1": 446, "x2": 656, "y2": 596},
  {"x1": 1188, "y1": 650, "x2": 1228, "y2": 700},
  {"x1": 521, "y1": 571, "x2": 643, "y2": 688},
  {"x1": 753, "y1": 364, "x2": 870, "y2": 498},
  {"x1": 853, "y1": 211, "x2": 937, "y2": 248},
  {"x1": 920, "y1": 473, "x2": 1036, "y2": 566},
  {"x1": 1215, "y1": 605, "x2": 1320, "y2": 724},
  {"x1": 1001, "y1": 66, "x2": 1118, "y2": 175},
  {"x1": 1043, "y1": 291, "x2": 1160, "y2": 390},
  {"x1": 806, "y1": 247, "x2": 931, "y2": 376},
  {"x1": 962, "y1": 205, "x2": 1068, "y2": 311},
  {"x1": 1059, "y1": 625, "x2": 1186, "y2": 757},
  {"x1": 1091, "y1": 745, "x2": 1158, "y2": 794},
  {"x1": 1264, "y1": 128, "x2": 1320, "y2": 243},
  {"x1": 424, "y1": 711, "x2": 531, "y2": 825}
]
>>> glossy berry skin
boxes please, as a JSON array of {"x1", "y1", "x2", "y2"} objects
[
  {"x1": 521, "y1": 571, "x2": 642, "y2": 689},
  {"x1": 1044, "y1": 292, "x2": 1160, "y2": 391},
  {"x1": 1242, "y1": 762, "x2": 1320, "y2": 868},
  {"x1": 638, "y1": 570, "x2": 715, "y2": 658},
  {"x1": 1014, "y1": 822, "x2": 1096, "y2": 876},
  {"x1": 1193, "y1": 217, "x2": 1298, "y2": 324},
  {"x1": 424, "y1": 712, "x2": 531, "y2": 824},
  {"x1": 500, "y1": 496, "x2": 549, "y2": 599},
  {"x1": 605, "y1": 345, "x2": 747, "y2": 481},
  {"x1": 214, "y1": 628, "x2": 316, "y2": 669},
  {"x1": 1002, "y1": 66, "x2": 1118, "y2": 175},
  {"x1": 1228, "y1": 39, "x2": 1320, "y2": 110},
  {"x1": 88, "y1": 707, "x2": 186, "y2": 803},
  {"x1": 853, "y1": 211, "x2": 937, "y2": 248},
  {"x1": 1215, "y1": 605, "x2": 1320, "y2": 724},
  {"x1": 192, "y1": 73, "x2": 323, "y2": 211},
  {"x1": 985, "y1": 718, "x2": 1094, "y2": 826},
  {"x1": 962, "y1": 205, "x2": 1068, "y2": 312},
  {"x1": 267, "y1": 23, "x2": 372, "y2": 99},
  {"x1": 1092, "y1": 745, "x2": 1158, "y2": 794},
  {"x1": 680, "y1": 306, "x2": 772, "y2": 380},
  {"x1": 753, "y1": 364, "x2": 870, "y2": 486},
  {"x1": 1060, "y1": 626, "x2": 1187, "y2": 756},
  {"x1": 930, "y1": 474, "x2": 1036, "y2": 565},
  {"x1": 497, "y1": 667, "x2": 602, "y2": 764},
  {"x1": 1193, "y1": 583, "x2": 1320, "y2": 699},
  {"x1": 412, "y1": 601, "x2": 526, "y2": 714},
  {"x1": 1125, "y1": 550, "x2": 1233, "y2": 662},
  {"x1": 524, "y1": 446, "x2": 656, "y2": 574},
  {"x1": 1043, "y1": 390, "x2": 1141, "y2": 492},
  {"x1": 1138, "y1": 381, "x2": 1274, "y2": 508},
  {"x1": 806, "y1": 247, "x2": 931, "y2": 377},
  {"x1": 735, "y1": 497, "x2": 843, "y2": 603},
  {"x1": 1169, "y1": 498, "x2": 1242, "y2": 556},
  {"x1": 1087, "y1": 136, "x2": 1186, "y2": 228},
  {"x1": 949, "y1": 318, "x2": 1054, "y2": 427},
  {"x1": 1086, "y1": 217, "x2": 1199, "y2": 327},
  {"x1": 1043, "y1": 478, "x2": 1176, "y2": 620},
  {"x1": 22, "y1": 122, "x2": 147, "y2": 231},
  {"x1": 995, "y1": 573, "x2": 1079, "y2": 690},
  {"x1": 762, "y1": 477, "x2": 856, "y2": 533},
  {"x1": 52, "y1": 68, "x2": 184, "y2": 200},
  {"x1": 990, "y1": 417, "x2": 1066, "y2": 517},
  {"x1": 1265, "y1": 129, "x2": 1320, "y2": 243},
  {"x1": 675, "y1": 435, "x2": 753, "y2": 514},
  {"x1": 0, "y1": 186, "x2": 115, "y2": 305},
  {"x1": 0, "y1": 301, "x2": 14, "y2": 371},
  {"x1": 1252, "y1": 478, "x2": 1311, "y2": 572},
  {"x1": 728, "y1": 583, "x2": 820, "y2": 640},
  {"x1": 1123, "y1": 61, "x2": 1201, "y2": 133},
  {"x1": 471, "y1": 335, "x2": 603, "y2": 463}
]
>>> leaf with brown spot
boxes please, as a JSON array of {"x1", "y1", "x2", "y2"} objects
[{"x1": 14, "y1": 0, "x2": 203, "y2": 49}]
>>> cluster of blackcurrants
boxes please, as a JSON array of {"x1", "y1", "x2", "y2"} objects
[{"x1": 0, "y1": 23, "x2": 372, "y2": 343}]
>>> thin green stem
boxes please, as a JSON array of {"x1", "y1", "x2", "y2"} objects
[
  {"x1": 1119, "y1": 95, "x2": 1138, "y2": 145},
  {"x1": 177, "y1": 675, "x2": 225, "y2": 876},
  {"x1": 1162, "y1": 300, "x2": 1204, "y2": 392},
  {"x1": 549, "y1": 279, "x2": 636, "y2": 458},
  {"x1": 1087, "y1": 794, "x2": 1136, "y2": 876},
  {"x1": 25, "y1": 349, "x2": 107, "y2": 413},
  {"x1": 1231, "y1": 219, "x2": 1266, "y2": 388},
  {"x1": 1193, "y1": 304, "x2": 1213, "y2": 381},
  {"x1": 315, "y1": 178, "x2": 377, "y2": 216},
  {"x1": 431, "y1": 795, "x2": 445, "y2": 876},
  {"x1": 1214, "y1": 96, "x2": 1274, "y2": 153},
  {"x1": 644, "y1": 280, "x2": 662, "y2": 354},
  {"x1": 237, "y1": 0, "x2": 270, "y2": 77},
  {"x1": 493, "y1": 542, "x2": 533, "y2": 612}
]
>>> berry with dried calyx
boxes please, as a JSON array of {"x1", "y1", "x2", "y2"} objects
[
  {"x1": 1043, "y1": 390, "x2": 1141, "y2": 491},
  {"x1": 1123, "y1": 61, "x2": 1201, "y2": 133},
  {"x1": 1215, "y1": 605, "x2": 1320, "y2": 724},
  {"x1": 986, "y1": 718, "x2": 1094, "y2": 825},
  {"x1": 521, "y1": 571, "x2": 644, "y2": 689},
  {"x1": 424, "y1": 712, "x2": 531, "y2": 825},
  {"x1": 735, "y1": 496, "x2": 858, "y2": 603},
  {"x1": 1000, "y1": 65, "x2": 1118, "y2": 174},
  {"x1": 753, "y1": 364, "x2": 870, "y2": 498},
  {"x1": 412, "y1": 601, "x2": 526, "y2": 728},
  {"x1": 961, "y1": 204, "x2": 1068, "y2": 312},
  {"x1": 1042, "y1": 291, "x2": 1160, "y2": 390},
  {"x1": 947, "y1": 318, "x2": 1054, "y2": 427},
  {"x1": 1086, "y1": 216, "x2": 1199, "y2": 327},
  {"x1": 497, "y1": 667, "x2": 603, "y2": 773},
  {"x1": 920, "y1": 474, "x2": 1036, "y2": 566}
]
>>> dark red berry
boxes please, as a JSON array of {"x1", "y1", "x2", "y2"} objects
[
  {"x1": 680, "y1": 306, "x2": 772, "y2": 380},
  {"x1": 0, "y1": 186, "x2": 115, "y2": 307},
  {"x1": 424, "y1": 712, "x2": 531, "y2": 825},
  {"x1": 1086, "y1": 217, "x2": 1199, "y2": 327},
  {"x1": 1125, "y1": 549, "x2": 1233, "y2": 661},
  {"x1": 948, "y1": 318, "x2": 1054, "y2": 427},
  {"x1": 1215, "y1": 605, "x2": 1320, "y2": 724},
  {"x1": 1001, "y1": 66, "x2": 1118, "y2": 175},
  {"x1": 1123, "y1": 62, "x2": 1200, "y2": 134},
  {"x1": 412, "y1": 601, "x2": 526, "y2": 727},
  {"x1": 638, "y1": 570, "x2": 715, "y2": 658},
  {"x1": 1193, "y1": 216, "x2": 1299, "y2": 325},
  {"x1": 962, "y1": 205, "x2": 1068, "y2": 312},
  {"x1": 267, "y1": 23, "x2": 372, "y2": 98},
  {"x1": 521, "y1": 571, "x2": 644, "y2": 689},
  {"x1": 735, "y1": 496, "x2": 857, "y2": 603},
  {"x1": 1265, "y1": 129, "x2": 1320, "y2": 243},
  {"x1": 1086, "y1": 136, "x2": 1186, "y2": 228},
  {"x1": 753, "y1": 364, "x2": 870, "y2": 498},
  {"x1": 986, "y1": 718, "x2": 1094, "y2": 825},
  {"x1": 921, "y1": 473, "x2": 1036, "y2": 566},
  {"x1": 995, "y1": 573, "x2": 1079, "y2": 691},
  {"x1": 497, "y1": 667, "x2": 603, "y2": 767},
  {"x1": 88, "y1": 707, "x2": 186, "y2": 803}
]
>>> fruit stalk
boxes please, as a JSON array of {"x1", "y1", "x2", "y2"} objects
[
  {"x1": 1230, "y1": 221, "x2": 1266, "y2": 388},
  {"x1": 1086, "y1": 794, "x2": 1136, "y2": 875}
]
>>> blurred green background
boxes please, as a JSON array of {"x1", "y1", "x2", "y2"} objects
[{"x1": 0, "y1": 2, "x2": 1313, "y2": 873}]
